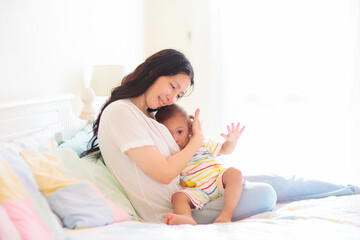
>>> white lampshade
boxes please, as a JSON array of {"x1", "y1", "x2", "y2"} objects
[{"x1": 90, "y1": 65, "x2": 124, "y2": 96}]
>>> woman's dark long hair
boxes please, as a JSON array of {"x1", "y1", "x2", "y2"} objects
[{"x1": 81, "y1": 49, "x2": 194, "y2": 161}]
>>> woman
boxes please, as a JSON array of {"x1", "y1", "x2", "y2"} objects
[{"x1": 83, "y1": 49, "x2": 358, "y2": 224}]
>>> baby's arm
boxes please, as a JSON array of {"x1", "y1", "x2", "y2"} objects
[{"x1": 218, "y1": 122, "x2": 245, "y2": 155}]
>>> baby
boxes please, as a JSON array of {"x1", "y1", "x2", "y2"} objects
[{"x1": 155, "y1": 104, "x2": 246, "y2": 225}]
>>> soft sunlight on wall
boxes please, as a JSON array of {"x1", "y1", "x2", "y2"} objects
[
  {"x1": 84, "y1": 0, "x2": 144, "y2": 87},
  {"x1": 216, "y1": 0, "x2": 360, "y2": 184},
  {"x1": 0, "y1": 0, "x2": 144, "y2": 115}
]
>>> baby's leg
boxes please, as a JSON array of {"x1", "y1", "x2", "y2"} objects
[
  {"x1": 214, "y1": 167, "x2": 243, "y2": 223},
  {"x1": 165, "y1": 192, "x2": 197, "y2": 225}
]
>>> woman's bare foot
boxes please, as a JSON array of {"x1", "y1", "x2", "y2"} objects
[
  {"x1": 164, "y1": 213, "x2": 197, "y2": 225},
  {"x1": 214, "y1": 213, "x2": 232, "y2": 223}
]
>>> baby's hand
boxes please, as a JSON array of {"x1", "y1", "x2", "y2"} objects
[{"x1": 220, "y1": 122, "x2": 245, "y2": 142}]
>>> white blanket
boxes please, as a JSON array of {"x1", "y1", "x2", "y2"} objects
[{"x1": 67, "y1": 195, "x2": 360, "y2": 240}]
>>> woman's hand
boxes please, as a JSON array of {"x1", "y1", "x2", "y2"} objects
[
  {"x1": 190, "y1": 109, "x2": 203, "y2": 147},
  {"x1": 220, "y1": 122, "x2": 245, "y2": 142},
  {"x1": 191, "y1": 109, "x2": 202, "y2": 135}
]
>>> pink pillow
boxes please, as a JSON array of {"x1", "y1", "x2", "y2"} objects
[
  {"x1": 0, "y1": 206, "x2": 21, "y2": 240},
  {"x1": 0, "y1": 154, "x2": 54, "y2": 240}
]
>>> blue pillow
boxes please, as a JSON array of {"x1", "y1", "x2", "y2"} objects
[{"x1": 59, "y1": 124, "x2": 94, "y2": 156}]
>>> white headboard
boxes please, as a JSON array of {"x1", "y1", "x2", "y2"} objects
[{"x1": 0, "y1": 94, "x2": 88, "y2": 142}]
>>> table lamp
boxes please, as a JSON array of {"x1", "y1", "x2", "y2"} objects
[{"x1": 80, "y1": 65, "x2": 124, "y2": 122}]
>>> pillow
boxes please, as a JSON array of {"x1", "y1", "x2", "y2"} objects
[
  {"x1": 0, "y1": 145, "x2": 67, "y2": 240},
  {"x1": 11, "y1": 128, "x2": 58, "y2": 153},
  {"x1": 21, "y1": 150, "x2": 131, "y2": 229},
  {"x1": 58, "y1": 124, "x2": 93, "y2": 156},
  {"x1": 0, "y1": 206, "x2": 22, "y2": 240},
  {"x1": 0, "y1": 148, "x2": 57, "y2": 240},
  {"x1": 50, "y1": 148, "x2": 139, "y2": 221}
]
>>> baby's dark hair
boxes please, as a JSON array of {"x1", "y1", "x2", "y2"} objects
[{"x1": 155, "y1": 104, "x2": 189, "y2": 123}]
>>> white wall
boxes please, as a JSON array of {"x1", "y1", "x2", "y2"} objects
[
  {"x1": 0, "y1": 0, "x2": 145, "y2": 114},
  {"x1": 189, "y1": 0, "x2": 225, "y2": 136},
  {"x1": 144, "y1": 0, "x2": 220, "y2": 136},
  {"x1": 0, "y1": 0, "x2": 213, "y2": 117},
  {"x1": 144, "y1": 0, "x2": 192, "y2": 57},
  {"x1": 144, "y1": 0, "x2": 193, "y2": 112}
]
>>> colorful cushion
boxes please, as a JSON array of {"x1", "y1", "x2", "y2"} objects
[
  {"x1": 0, "y1": 153, "x2": 55, "y2": 240},
  {"x1": 50, "y1": 148, "x2": 139, "y2": 221},
  {"x1": 0, "y1": 206, "x2": 22, "y2": 240},
  {"x1": 11, "y1": 128, "x2": 58, "y2": 153},
  {"x1": 21, "y1": 150, "x2": 131, "y2": 229},
  {"x1": 58, "y1": 124, "x2": 93, "y2": 156},
  {"x1": 0, "y1": 146, "x2": 67, "y2": 240}
]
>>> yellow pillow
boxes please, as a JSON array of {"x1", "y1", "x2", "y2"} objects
[{"x1": 21, "y1": 151, "x2": 78, "y2": 196}]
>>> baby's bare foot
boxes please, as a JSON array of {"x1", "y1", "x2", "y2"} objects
[
  {"x1": 214, "y1": 213, "x2": 232, "y2": 223},
  {"x1": 165, "y1": 213, "x2": 196, "y2": 225}
]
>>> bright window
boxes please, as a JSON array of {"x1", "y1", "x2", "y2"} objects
[{"x1": 216, "y1": 0, "x2": 360, "y2": 183}]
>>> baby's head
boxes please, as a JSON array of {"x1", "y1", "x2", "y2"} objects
[{"x1": 155, "y1": 104, "x2": 191, "y2": 150}]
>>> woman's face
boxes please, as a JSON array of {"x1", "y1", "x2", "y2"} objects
[{"x1": 145, "y1": 73, "x2": 191, "y2": 109}]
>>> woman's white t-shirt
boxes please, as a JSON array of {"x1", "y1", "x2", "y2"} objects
[{"x1": 98, "y1": 99, "x2": 181, "y2": 223}]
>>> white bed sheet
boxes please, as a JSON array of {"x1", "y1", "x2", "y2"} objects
[{"x1": 66, "y1": 195, "x2": 360, "y2": 240}]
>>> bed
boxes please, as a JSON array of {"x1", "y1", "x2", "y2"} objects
[{"x1": 0, "y1": 94, "x2": 359, "y2": 240}]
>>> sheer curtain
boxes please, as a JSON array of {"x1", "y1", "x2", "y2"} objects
[{"x1": 214, "y1": 0, "x2": 360, "y2": 183}]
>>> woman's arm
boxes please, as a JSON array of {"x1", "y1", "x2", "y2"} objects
[{"x1": 125, "y1": 109, "x2": 203, "y2": 184}]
